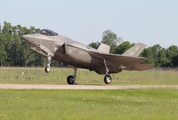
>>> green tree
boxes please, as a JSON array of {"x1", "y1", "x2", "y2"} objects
[
  {"x1": 101, "y1": 30, "x2": 122, "y2": 53},
  {"x1": 0, "y1": 23, "x2": 1, "y2": 32},
  {"x1": 0, "y1": 32, "x2": 8, "y2": 66},
  {"x1": 115, "y1": 41, "x2": 133, "y2": 54},
  {"x1": 1, "y1": 21, "x2": 14, "y2": 66},
  {"x1": 0, "y1": 21, "x2": 43, "y2": 66},
  {"x1": 172, "y1": 55, "x2": 178, "y2": 66},
  {"x1": 141, "y1": 47, "x2": 155, "y2": 65},
  {"x1": 151, "y1": 44, "x2": 162, "y2": 66},
  {"x1": 167, "y1": 45, "x2": 178, "y2": 66},
  {"x1": 2, "y1": 21, "x2": 178, "y2": 68},
  {"x1": 20, "y1": 26, "x2": 43, "y2": 66},
  {"x1": 157, "y1": 48, "x2": 169, "y2": 67},
  {"x1": 89, "y1": 41, "x2": 100, "y2": 49}
]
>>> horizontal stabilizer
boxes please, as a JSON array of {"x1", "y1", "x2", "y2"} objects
[
  {"x1": 97, "y1": 43, "x2": 110, "y2": 53},
  {"x1": 122, "y1": 42, "x2": 146, "y2": 57},
  {"x1": 133, "y1": 64, "x2": 154, "y2": 71}
]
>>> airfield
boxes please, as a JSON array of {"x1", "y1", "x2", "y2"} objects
[
  {"x1": 0, "y1": 84, "x2": 178, "y2": 89},
  {"x1": 1, "y1": 68, "x2": 178, "y2": 119}
]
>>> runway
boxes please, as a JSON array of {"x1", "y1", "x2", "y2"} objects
[{"x1": 0, "y1": 84, "x2": 178, "y2": 90}]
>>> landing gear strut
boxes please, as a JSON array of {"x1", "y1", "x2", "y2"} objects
[
  {"x1": 67, "y1": 67, "x2": 77, "y2": 85},
  {"x1": 103, "y1": 59, "x2": 112, "y2": 84},
  {"x1": 45, "y1": 55, "x2": 51, "y2": 73}
]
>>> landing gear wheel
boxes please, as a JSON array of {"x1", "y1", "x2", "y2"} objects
[
  {"x1": 45, "y1": 66, "x2": 50, "y2": 73},
  {"x1": 104, "y1": 75, "x2": 112, "y2": 84},
  {"x1": 67, "y1": 75, "x2": 75, "y2": 85}
]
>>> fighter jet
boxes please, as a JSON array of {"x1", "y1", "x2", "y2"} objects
[{"x1": 22, "y1": 29, "x2": 153, "y2": 85}]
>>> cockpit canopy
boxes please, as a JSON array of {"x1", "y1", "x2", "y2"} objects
[{"x1": 40, "y1": 29, "x2": 58, "y2": 36}]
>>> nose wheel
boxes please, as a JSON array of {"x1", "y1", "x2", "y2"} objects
[{"x1": 45, "y1": 66, "x2": 50, "y2": 73}]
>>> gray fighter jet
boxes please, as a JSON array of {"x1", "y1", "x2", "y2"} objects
[{"x1": 22, "y1": 29, "x2": 153, "y2": 85}]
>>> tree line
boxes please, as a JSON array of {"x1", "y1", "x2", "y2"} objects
[
  {"x1": 89, "y1": 30, "x2": 178, "y2": 67},
  {"x1": 0, "y1": 21, "x2": 178, "y2": 67}
]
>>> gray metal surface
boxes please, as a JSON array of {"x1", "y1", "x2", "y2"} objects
[{"x1": 22, "y1": 29, "x2": 153, "y2": 75}]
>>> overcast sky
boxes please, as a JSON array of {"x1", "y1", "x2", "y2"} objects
[{"x1": 1, "y1": 0, "x2": 178, "y2": 48}]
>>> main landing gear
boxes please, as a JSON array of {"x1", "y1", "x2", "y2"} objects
[
  {"x1": 45, "y1": 55, "x2": 51, "y2": 73},
  {"x1": 67, "y1": 67, "x2": 77, "y2": 85},
  {"x1": 44, "y1": 55, "x2": 112, "y2": 85},
  {"x1": 103, "y1": 59, "x2": 112, "y2": 84}
]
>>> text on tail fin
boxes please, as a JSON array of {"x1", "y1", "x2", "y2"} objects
[{"x1": 122, "y1": 42, "x2": 146, "y2": 57}]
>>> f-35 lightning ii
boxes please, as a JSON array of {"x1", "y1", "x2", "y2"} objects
[{"x1": 22, "y1": 29, "x2": 153, "y2": 85}]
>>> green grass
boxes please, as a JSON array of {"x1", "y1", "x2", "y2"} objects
[
  {"x1": 0, "y1": 67, "x2": 178, "y2": 119},
  {"x1": 0, "y1": 67, "x2": 178, "y2": 85},
  {"x1": 0, "y1": 89, "x2": 178, "y2": 120}
]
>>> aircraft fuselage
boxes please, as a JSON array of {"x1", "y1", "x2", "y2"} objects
[
  {"x1": 24, "y1": 34, "x2": 113, "y2": 74},
  {"x1": 22, "y1": 29, "x2": 153, "y2": 85}
]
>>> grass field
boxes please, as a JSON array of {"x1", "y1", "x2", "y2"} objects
[
  {"x1": 0, "y1": 67, "x2": 178, "y2": 120},
  {"x1": 0, "y1": 67, "x2": 178, "y2": 85},
  {"x1": 0, "y1": 89, "x2": 178, "y2": 120}
]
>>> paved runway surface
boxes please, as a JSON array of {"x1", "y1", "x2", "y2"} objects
[{"x1": 0, "y1": 84, "x2": 178, "y2": 89}]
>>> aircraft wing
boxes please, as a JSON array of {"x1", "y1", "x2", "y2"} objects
[
  {"x1": 63, "y1": 43, "x2": 153, "y2": 72},
  {"x1": 105, "y1": 53, "x2": 146, "y2": 64},
  {"x1": 64, "y1": 43, "x2": 146, "y2": 64},
  {"x1": 128, "y1": 63, "x2": 154, "y2": 71},
  {"x1": 90, "y1": 51, "x2": 146, "y2": 65},
  {"x1": 89, "y1": 51, "x2": 153, "y2": 71}
]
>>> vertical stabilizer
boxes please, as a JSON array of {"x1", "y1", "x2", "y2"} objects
[
  {"x1": 97, "y1": 43, "x2": 110, "y2": 53},
  {"x1": 122, "y1": 42, "x2": 146, "y2": 57}
]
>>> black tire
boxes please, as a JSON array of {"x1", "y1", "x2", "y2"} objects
[
  {"x1": 67, "y1": 75, "x2": 75, "y2": 85},
  {"x1": 45, "y1": 66, "x2": 50, "y2": 73},
  {"x1": 104, "y1": 75, "x2": 112, "y2": 84}
]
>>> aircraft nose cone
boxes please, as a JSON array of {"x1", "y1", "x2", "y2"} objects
[{"x1": 22, "y1": 34, "x2": 35, "y2": 44}]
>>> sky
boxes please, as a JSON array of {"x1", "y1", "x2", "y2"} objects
[{"x1": 1, "y1": 0, "x2": 178, "y2": 48}]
